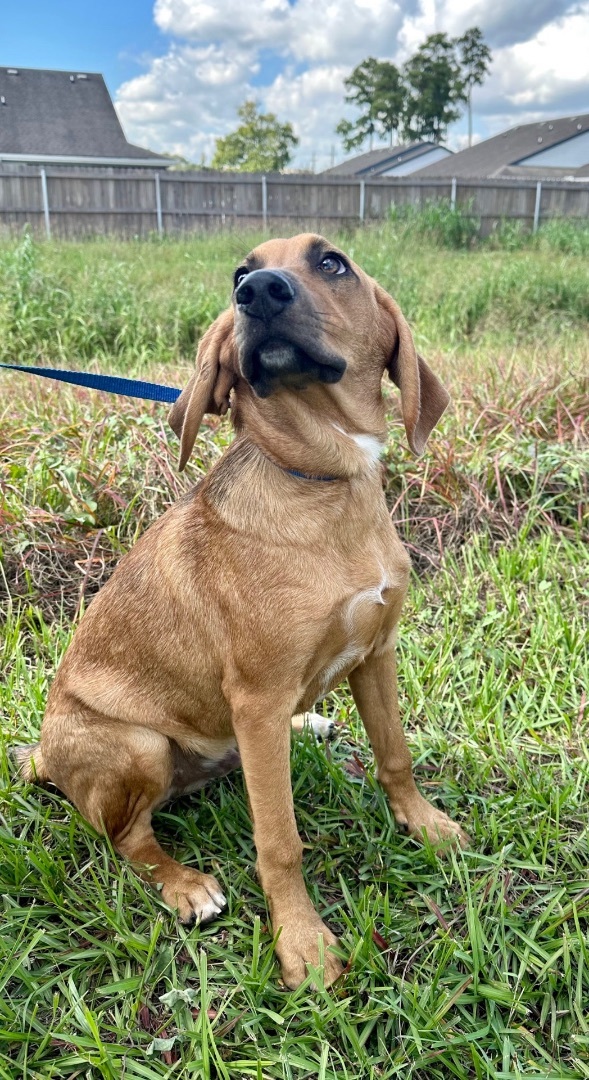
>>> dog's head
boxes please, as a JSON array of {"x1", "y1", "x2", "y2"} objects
[{"x1": 169, "y1": 233, "x2": 449, "y2": 469}]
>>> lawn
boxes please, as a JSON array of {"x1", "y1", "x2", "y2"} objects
[{"x1": 1, "y1": 221, "x2": 588, "y2": 1079}]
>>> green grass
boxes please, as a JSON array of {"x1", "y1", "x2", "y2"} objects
[
  {"x1": 1, "y1": 225, "x2": 588, "y2": 1078},
  {"x1": 1, "y1": 221, "x2": 588, "y2": 370},
  {"x1": 389, "y1": 199, "x2": 589, "y2": 258}
]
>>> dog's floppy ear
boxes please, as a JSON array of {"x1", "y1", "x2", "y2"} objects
[
  {"x1": 168, "y1": 308, "x2": 237, "y2": 471},
  {"x1": 375, "y1": 284, "x2": 450, "y2": 455}
]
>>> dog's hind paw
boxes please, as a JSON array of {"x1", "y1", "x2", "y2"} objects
[
  {"x1": 161, "y1": 869, "x2": 227, "y2": 926},
  {"x1": 293, "y1": 712, "x2": 336, "y2": 742},
  {"x1": 13, "y1": 743, "x2": 50, "y2": 784}
]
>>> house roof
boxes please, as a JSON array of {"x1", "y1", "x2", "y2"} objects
[
  {"x1": 496, "y1": 163, "x2": 589, "y2": 181},
  {"x1": 412, "y1": 113, "x2": 589, "y2": 179},
  {"x1": 0, "y1": 66, "x2": 169, "y2": 166},
  {"x1": 322, "y1": 141, "x2": 445, "y2": 177}
]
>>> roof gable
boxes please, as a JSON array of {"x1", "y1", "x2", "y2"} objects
[
  {"x1": 0, "y1": 67, "x2": 167, "y2": 163},
  {"x1": 323, "y1": 141, "x2": 443, "y2": 177},
  {"x1": 413, "y1": 113, "x2": 589, "y2": 179}
]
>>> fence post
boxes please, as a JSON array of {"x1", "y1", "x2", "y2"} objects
[
  {"x1": 359, "y1": 180, "x2": 365, "y2": 222},
  {"x1": 39, "y1": 167, "x2": 51, "y2": 238},
  {"x1": 154, "y1": 172, "x2": 163, "y2": 236},
  {"x1": 450, "y1": 177, "x2": 457, "y2": 211},
  {"x1": 262, "y1": 175, "x2": 268, "y2": 230},
  {"x1": 533, "y1": 181, "x2": 542, "y2": 233}
]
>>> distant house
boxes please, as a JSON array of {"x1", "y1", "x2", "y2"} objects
[
  {"x1": 412, "y1": 114, "x2": 589, "y2": 180},
  {"x1": 322, "y1": 141, "x2": 453, "y2": 178},
  {"x1": 0, "y1": 66, "x2": 170, "y2": 168}
]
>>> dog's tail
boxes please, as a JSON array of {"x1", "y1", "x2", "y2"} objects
[{"x1": 13, "y1": 742, "x2": 50, "y2": 784}]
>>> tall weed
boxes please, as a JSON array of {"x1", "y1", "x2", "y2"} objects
[
  {"x1": 0, "y1": 233, "x2": 226, "y2": 367},
  {"x1": 389, "y1": 198, "x2": 479, "y2": 249},
  {"x1": 535, "y1": 216, "x2": 589, "y2": 255},
  {"x1": 0, "y1": 226, "x2": 587, "y2": 367}
]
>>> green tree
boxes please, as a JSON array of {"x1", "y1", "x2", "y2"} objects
[
  {"x1": 336, "y1": 30, "x2": 492, "y2": 156},
  {"x1": 402, "y1": 33, "x2": 467, "y2": 143},
  {"x1": 457, "y1": 27, "x2": 492, "y2": 147},
  {"x1": 211, "y1": 101, "x2": 298, "y2": 172},
  {"x1": 374, "y1": 63, "x2": 405, "y2": 146},
  {"x1": 336, "y1": 58, "x2": 405, "y2": 151},
  {"x1": 336, "y1": 58, "x2": 381, "y2": 152}
]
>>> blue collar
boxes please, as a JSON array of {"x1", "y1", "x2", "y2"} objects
[
  {"x1": 284, "y1": 467, "x2": 339, "y2": 483},
  {"x1": 257, "y1": 448, "x2": 340, "y2": 483}
]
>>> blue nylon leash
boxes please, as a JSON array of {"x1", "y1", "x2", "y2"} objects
[
  {"x1": 0, "y1": 363, "x2": 181, "y2": 404},
  {"x1": 0, "y1": 362, "x2": 339, "y2": 482}
]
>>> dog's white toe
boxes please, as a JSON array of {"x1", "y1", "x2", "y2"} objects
[
  {"x1": 303, "y1": 712, "x2": 336, "y2": 742},
  {"x1": 198, "y1": 893, "x2": 227, "y2": 923}
]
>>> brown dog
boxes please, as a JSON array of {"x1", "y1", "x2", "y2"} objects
[{"x1": 17, "y1": 234, "x2": 467, "y2": 988}]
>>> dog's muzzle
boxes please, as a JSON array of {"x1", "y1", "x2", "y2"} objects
[{"x1": 235, "y1": 269, "x2": 346, "y2": 398}]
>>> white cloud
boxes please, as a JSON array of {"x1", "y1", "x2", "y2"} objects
[
  {"x1": 441, "y1": 0, "x2": 576, "y2": 48},
  {"x1": 153, "y1": 0, "x2": 412, "y2": 64},
  {"x1": 154, "y1": 0, "x2": 291, "y2": 48},
  {"x1": 400, "y1": 0, "x2": 579, "y2": 50},
  {"x1": 265, "y1": 66, "x2": 353, "y2": 169},
  {"x1": 287, "y1": 0, "x2": 410, "y2": 64},
  {"x1": 117, "y1": 43, "x2": 260, "y2": 161},
  {"x1": 115, "y1": 0, "x2": 589, "y2": 168},
  {"x1": 464, "y1": 4, "x2": 589, "y2": 122},
  {"x1": 506, "y1": 6, "x2": 589, "y2": 89}
]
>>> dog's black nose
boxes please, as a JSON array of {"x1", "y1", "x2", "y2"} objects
[{"x1": 235, "y1": 269, "x2": 295, "y2": 322}]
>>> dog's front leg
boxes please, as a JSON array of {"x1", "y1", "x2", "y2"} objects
[
  {"x1": 232, "y1": 694, "x2": 343, "y2": 988},
  {"x1": 349, "y1": 648, "x2": 468, "y2": 849}
]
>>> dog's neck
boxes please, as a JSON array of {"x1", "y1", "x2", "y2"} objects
[{"x1": 231, "y1": 379, "x2": 388, "y2": 481}]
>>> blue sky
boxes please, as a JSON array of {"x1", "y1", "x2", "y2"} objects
[
  {"x1": 4, "y1": 0, "x2": 589, "y2": 170},
  {"x1": 2, "y1": 1, "x2": 164, "y2": 94}
]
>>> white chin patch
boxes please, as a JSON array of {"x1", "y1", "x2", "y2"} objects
[{"x1": 258, "y1": 343, "x2": 298, "y2": 371}]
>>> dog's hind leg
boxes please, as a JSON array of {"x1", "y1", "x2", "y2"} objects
[{"x1": 39, "y1": 713, "x2": 227, "y2": 924}]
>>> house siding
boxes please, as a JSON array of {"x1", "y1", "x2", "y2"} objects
[
  {"x1": 380, "y1": 146, "x2": 452, "y2": 176},
  {"x1": 518, "y1": 129, "x2": 589, "y2": 168}
]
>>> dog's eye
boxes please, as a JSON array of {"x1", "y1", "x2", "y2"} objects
[
  {"x1": 318, "y1": 255, "x2": 347, "y2": 276},
  {"x1": 234, "y1": 267, "x2": 249, "y2": 288}
]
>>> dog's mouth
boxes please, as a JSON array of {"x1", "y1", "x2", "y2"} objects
[{"x1": 240, "y1": 339, "x2": 346, "y2": 398}]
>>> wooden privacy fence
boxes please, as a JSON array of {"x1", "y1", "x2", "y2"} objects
[{"x1": 0, "y1": 166, "x2": 588, "y2": 238}]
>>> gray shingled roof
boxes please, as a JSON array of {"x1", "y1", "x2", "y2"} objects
[
  {"x1": 412, "y1": 113, "x2": 589, "y2": 179},
  {"x1": 322, "y1": 141, "x2": 444, "y2": 177},
  {"x1": 0, "y1": 67, "x2": 169, "y2": 165},
  {"x1": 497, "y1": 163, "x2": 589, "y2": 181}
]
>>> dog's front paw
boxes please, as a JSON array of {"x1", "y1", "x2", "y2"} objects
[
  {"x1": 394, "y1": 793, "x2": 469, "y2": 853},
  {"x1": 161, "y1": 868, "x2": 227, "y2": 925},
  {"x1": 275, "y1": 917, "x2": 343, "y2": 989}
]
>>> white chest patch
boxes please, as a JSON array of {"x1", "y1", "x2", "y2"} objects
[
  {"x1": 333, "y1": 425, "x2": 384, "y2": 468},
  {"x1": 316, "y1": 570, "x2": 390, "y2": 698},
  {"x1": 351, "y1": 432, "x2": 384, "y2": 466},
  {"x1": 343, "y1": 570, "x2": 389, "y2": 633}
]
